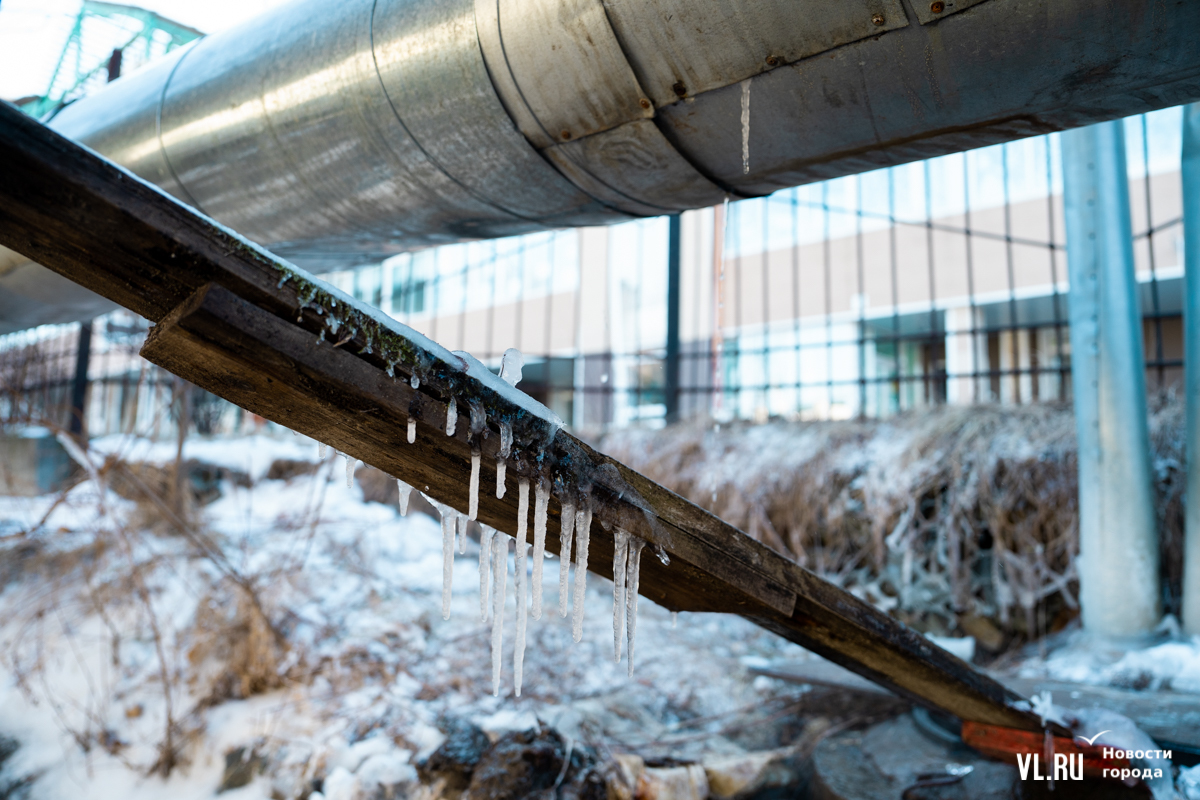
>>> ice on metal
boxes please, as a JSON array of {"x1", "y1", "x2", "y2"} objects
[
  {"x1": 626, "y1": 537, "x2": 645, "y2": 677},
  {"x1": 491, "y1": 532, "x2": 509, "y2": 696},
  {"x1": 479, "y1": 524, "x2": 495, "y2": 621},
  {"x1": 531, "y1": 481, "x2": 549, "y2": 619},
  {"x1": 558, "y1": 502, "x2": 576, "y2": 617},
  {"x1": 572, "y1": 504, "x2": 592, "y2": 642},
  {"x1": 469, "y1": 448, "x2": 481, "y2": 519},
  {"x1": 611, "y1": 528, "x2": 631, "y2": 662},
  {"x1": 445, "y1": 396, "x2": 457, "y2": 437}
]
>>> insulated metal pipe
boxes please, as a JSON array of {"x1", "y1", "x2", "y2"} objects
[
  {"x1": 1062, "y1": 121, "x2": 1160, "y2": 638},
  {"x1": 5, "y1": 0, "x2": 1200, "y2": 333}
]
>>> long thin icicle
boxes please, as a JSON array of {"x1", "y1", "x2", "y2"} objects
[
  {"x1": 611, "y1": 528, "x2": 631, "y2": 662},
  {"x1": 740, "y1": 78, "x2": 751, "y2": 174},
  {"x1": 319, "y1": 442, "x2": 327, "y2": 459},
  {"x1": 491, "y1": 533, "x2": 509, "y2": 696},
  {"x1": 345, "y1": 455, "x2": 355, "y2": 488},
  {"x1": 626, "y1": 537, "x2": 645, "y2": 677},
  {"x1": 479, "y1": 525, "x2": 495, "y2": 621},
  {"x1": 407, "y1": 417, "x2": 417, "y2": 444},
  {"x1": 457, "y1": 513, "x2": 468, "y2": 555},
  {"x1": 514, "y1": 479, "x2": 530, "y2": 696},
  {"x1": 558, "y1": 502, "x2": 576, "y2": 617},
  {"x1": 445, "y1": 396, "x2": 457, "y2": 437},
  {"x1": 441, "y1": 506, "x2": 455, "y2": 620},
  {"x1": 572, "y1": 505, "x2": 592, "y2": 642},
  {"x1": 397, "y1": 479, "x2": 412, "y2": 515},
  {"x1": 468, "y1": 448, "x2": 481, "y2": 519},
  {"x1": 531, "y1": 481, "x2": 549, "y2": 619},
  {"x1": 496, "y1": 459, "x2": 507, "y2": 498}
]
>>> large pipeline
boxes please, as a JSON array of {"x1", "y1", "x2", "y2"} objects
[{"x1": 3, "y1": 0, "x2": 1200, "y2": 332}]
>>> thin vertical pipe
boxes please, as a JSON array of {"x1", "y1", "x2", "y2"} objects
[{"x1": 665, "y1": 214, "x2": 682, "y2": 423}]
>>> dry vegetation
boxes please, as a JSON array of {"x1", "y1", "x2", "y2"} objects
[{"x1": 600, "y1": 396, "x2": 1186, "y2": 652}]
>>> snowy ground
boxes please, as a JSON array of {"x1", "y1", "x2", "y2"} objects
[{"x1": 0, "y1": 433, "x2": 813, "y2": 799}]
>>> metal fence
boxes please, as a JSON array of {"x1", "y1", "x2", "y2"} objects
[{"x1": 0, "y1": 106, "x2": 1187, "y2": 438}]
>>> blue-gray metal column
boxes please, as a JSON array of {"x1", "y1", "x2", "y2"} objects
[
  {"x1": 1062, "y1": 121, "x2": 1160, "y2": 637},
  {"x1": 1182, "y1": 104, "x2": 1200, "y2": 635}
]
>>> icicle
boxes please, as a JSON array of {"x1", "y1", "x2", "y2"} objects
[
  {"x1": 410, "y1": 374, "x2": 420, "y2": 390},
  {"x1": 468, "y1": 448, "x2": 481, "y2": 519},
  {"x1": 671, "y1": 611, "x2": 678, "y2": 629},
  {"x1": 386, "y1": 361, "x2": 396, "y2": 378},
  {"x1": 479, "y1": 525, "x2": 495, "y2": 621},
  {"x1": 572, "y1": 505, "x2": 592, "y2": 642},
  {"x1": 397, "y1": 480, "x2": 412, "y2": 515},
  {"x1": 491, "y1": 533, "x2": 509, "y2": 696},
  {"x1": 446, "y1": 396, "x2": 457, "y2": 437},
  {"x1": 319, "y1": 442, "x2": 327, "y2": 459},
  {"x1": 740, "y1": 78, "x2": 751, "y2": 175},
  {"x1": 440, "y1": 505, "x2": 455, "y2": 620},
  {"x1": 408, "y1": 416, "x2": 417, "y2": 444},
  {"x1": 558, "y1": 502, "x2": 576, "y2": 618},
  {"x1": 457, "y1": 513, "x2": 468, "y2": 555},
  {"x1": 626, "y1": 537, "x2": 645, "y2": 678},
  {"x1": 531, "y1": 481, "x2": 549, "y2": 619},
  {"x1": 611, "y1": 529, "x2": 631, "y2": 662},
  {"x1": 499, "y1": 347, "x2": 524, "y2": 387},
  {"x1": 513, "y1": 479, "x2": 530, "y2": 696},
  {"x1": 345, "y1": 455, "x2": 355, "y2": 488},
  {"x1": 496, "y1": 422, "x2": 512, "y2": 499}
]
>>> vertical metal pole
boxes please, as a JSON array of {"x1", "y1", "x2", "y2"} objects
[
  {"x1": 1181, "y1": 104, "x2": 1200, "y2": 634},
  {"x1": 665, "y1": 213, "x2": 682, "y2": 423},
  {"x1": 67, "y1": 321, "x2": 92, "y2": 437},
  {"x1": 1062, "y1": 121, "x2": 1160, "y2": 637}
]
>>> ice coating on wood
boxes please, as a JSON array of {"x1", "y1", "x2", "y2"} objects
[
  {"x1": 407, "y1": 416, "x2": 416, "y2": 444},
  {"x1": 531, "y1": 481, "x2": 549, "y2": 619},
  {"x1": 611, "y1": 528, "x2": 630, "y2": 662},
  {"x1": 397, "y1": 479, "x2": 412, "y2": 516},
  {"x1": 479, "y1": 524, "x2": 495, "y2": 621},
  {"x1": 572, "y1": 505, "x2": 591, "y2": 642},
  {"x1": 491, "y1": 532, "x2": 509, "y2": 697},
  {"x1": 468, "y1": 448, "x2": 481, "y2": 520},
  {"x1": 457, "y1": 513, "x2": 468, "y2": 555},
  {"x1": 496, "y1": 423, "x2": 513, "y2": 499},
  {"x1": 345, "y1": 455, "x2": 355, "y2": 488},
  {"x1": 626, "y1": 537, "x2": 645, "y2": 677},
  {"x1": 499, "y1": 347, "x2": 524, "y2": 387},
  {"x1": 467, "y1": 400, "x2": 487, "y2": 440},
  {"x1": 440, "y1": 504, "x2": 455, "y2": 620},
  {"x1": 452, "y1": 349, "x2": 564, "y2": 432},
  {"x1": 514, "y1": 480, "x2": 530, "y2": 697},
  {"x1": 558, "y1": 502, "x2": 576, "y2": 617},
  {"x1": 445, "y1": 396, "x2": 457, "y2": 437}
]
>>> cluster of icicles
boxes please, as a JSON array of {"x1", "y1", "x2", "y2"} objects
[{"x1": 315, "y1": 350, "x2": 650, "y2": 698}]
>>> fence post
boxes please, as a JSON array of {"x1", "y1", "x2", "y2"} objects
[
  {"x1": 1182, "y1": 104, "x2": 1200, "y2": 634},
  {"x1": 665, "y1": 213, "x2": 682, "y2": 423},
  {"x1": 67, "y1": 321, "x2": 92, "y2": 438},
  {"x1": 1062, "y1": 120, "x2": 1159, "y2": 637}
]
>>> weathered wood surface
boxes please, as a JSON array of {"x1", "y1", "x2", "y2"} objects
[{"x1": 0, "y1": 101, "x2": 1051, "y2": 732}]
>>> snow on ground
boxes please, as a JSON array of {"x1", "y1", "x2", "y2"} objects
[
  {"x1": 0, "y1": 433, "x2": 809, "y2": 798},
  {"x1": 1015, "y1": 626, "x2": 1200, "y2": 694}
]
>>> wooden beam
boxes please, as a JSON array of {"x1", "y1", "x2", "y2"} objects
[{"x1": 0, "y1": 101, "x2": 1050, "y2": 732}]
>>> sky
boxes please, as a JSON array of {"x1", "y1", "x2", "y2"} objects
[{"x1": 0, "y1": 0, "x2": 290, "y2": 101}]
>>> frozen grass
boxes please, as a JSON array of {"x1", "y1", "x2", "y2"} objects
[{"x1": 600, "y1": 396, "x2": 1187, "y2": 645}]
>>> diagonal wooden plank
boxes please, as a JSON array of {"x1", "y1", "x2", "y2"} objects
[{"x1": 0, "y1": 100, "x2": 1049, "y2": 731}]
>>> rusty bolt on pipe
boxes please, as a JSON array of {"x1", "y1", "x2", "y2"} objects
[
  {"x1": 931, "y1": 1, "x2": 946, "y2": 12},
  {"x1": 872, "y1": 13, "x2": 885, "y2": 25}
]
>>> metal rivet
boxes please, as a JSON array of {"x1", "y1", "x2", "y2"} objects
[
  {"x1": 639, "y1": 98, "x2": 651, "y2": 110},
  {"x1": 930, "y1": 1, "x2": 945, "y2": 12},
  {"x1": 561, "y1": 130, "x2": 572, "y2": 140},
  {"x1": 872, "y1": 13, "x2": 885, "y2": 25},
  {"x1": 765, "y1": 55, "x2": 780, "y2": 67},
  {"x1": 671, "y1": 81, "x2": 687, "y2": 97}
]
